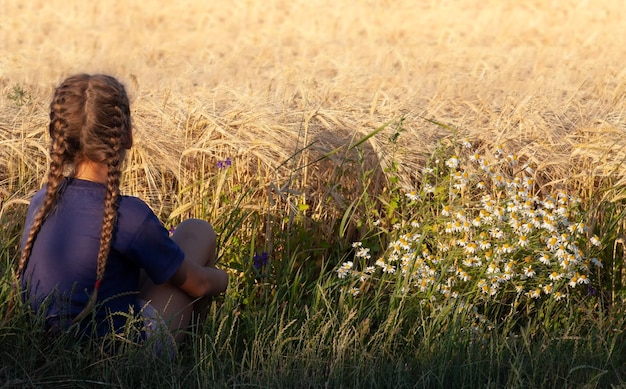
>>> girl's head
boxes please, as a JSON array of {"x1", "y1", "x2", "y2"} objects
[
  {"x1": 49, "y1": 73, "x2": 133, "y2": 168},
  {"x1": 19, "y1": 74, "x2": 133, "y2": 322}
]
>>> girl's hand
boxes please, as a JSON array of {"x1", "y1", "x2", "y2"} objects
[{"x1": 169, "y1": 259, "x2": 228, "y2": 298}]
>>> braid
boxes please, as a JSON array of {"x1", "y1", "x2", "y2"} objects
[
  {"x1": 17, "y1": 142, "x2": 66, "y2": 277},
  {"x1": 71, "y1": 162, "x2": 122, "y2": 325},
  {"x1": 100, "y1": 156, "x2": 122, "y2": 269},
  {"x1": 17, "y1": 94, "x2": 77, "y2": 279}
]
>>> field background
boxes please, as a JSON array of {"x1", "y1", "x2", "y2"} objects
[{"x1": 2, "y1": 0, "x2": 626, "y2": 207}]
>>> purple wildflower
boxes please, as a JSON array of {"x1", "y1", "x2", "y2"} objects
[
  {"x1": 253, "y1": 251, "x2": 269, "y2": 269},
  {"x1": 217, "y1": 157, "x2": 232, "y2": 169},
  {"x1": 587, "y1": 285, "x2": 596, "y2": 296}
]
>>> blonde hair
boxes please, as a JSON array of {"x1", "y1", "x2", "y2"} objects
[{"x1": 18, "y1": 74, "x2": 132, "y2": 324}]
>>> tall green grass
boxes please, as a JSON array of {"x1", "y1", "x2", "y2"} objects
[{"x1": 2, "y1": 120, "x2": 626, "y2": 388}]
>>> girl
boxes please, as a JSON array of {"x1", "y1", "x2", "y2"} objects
[{"x1": 18, "y1": 73, "x2": 228, "y2": 347}]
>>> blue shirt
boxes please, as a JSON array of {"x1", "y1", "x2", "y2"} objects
[{"x1": 20, "y1": 178, "x2": 184, "y2": 336}]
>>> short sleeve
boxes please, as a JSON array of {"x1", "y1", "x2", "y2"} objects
[{"x1": 126, "y1": 212, "x2": 185, "y2": 285}]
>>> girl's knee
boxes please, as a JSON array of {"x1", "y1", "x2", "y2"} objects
[
  {"x1": 174, "y1": 219, "x2": 215, "y2": 242},
  {"x1": 171, "y1": 219, "x2": 217, "y2": 266}
]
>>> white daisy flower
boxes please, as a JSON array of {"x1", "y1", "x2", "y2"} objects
[
  {"x1": 577, "y1": 274, "x2": 590, "y2": 285},
  {"x1": 383, "y1": 263, "x2": 396, "y2": 274},
  {"x1": 445, "y1": 156, "x2": 459, "y2": 169},
  {"x1": 355, "y1": 247, "x2": 371, "y2": 259},
  {"x1": 518, "y1": 235, "x2": 529, "y2": 247},
  {"x1": 337, "y1": 261, "x2": 354, "y2": 278},
  {"x1": 568, "y1": 276, "x2": 578, "y2": 288},
  {"x1": 590, "y1": 235, "x2": 601, "y2": 246},
  {"x1": 549, "y1": 271, "x2": 562, "y2": 281},
  {"x1": 405, "y1": 190, "x2": 420, "y2": 201},
  {"x1": 526, "y1": 288, "x2": 541, "y2": 299},
  {"x1": 523, "y1": 266, "x2": 536, "y2": 278},
  {"x1": 538, "y1": 253, "x2": 551, "y2": 265}
]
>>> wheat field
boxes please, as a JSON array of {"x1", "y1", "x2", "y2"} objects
[
  {"x1": 3, "y1": 2, "x2": 626, "y2": 385},
  {"x1": 2, "y1": 0, "x2": 626, "y2": 214}
]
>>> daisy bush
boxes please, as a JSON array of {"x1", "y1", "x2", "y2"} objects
[{"x1": 337, "y1": 137, "x2": 604, "y2": 332}]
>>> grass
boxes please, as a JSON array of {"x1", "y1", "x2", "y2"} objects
[
  {"x1": 3, "y1": 0, "x2": 626, "y2": 387},
  {"x1": 3, "y1": 265, "x2": 626, "y2": 387},
  {"x1": 3, "y1": 125, "x2": 626, "y2": 388}
]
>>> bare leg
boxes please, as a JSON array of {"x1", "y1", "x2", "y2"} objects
[{"x1": 139, "y1": 218, "x2": 217, "y2": 343}]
